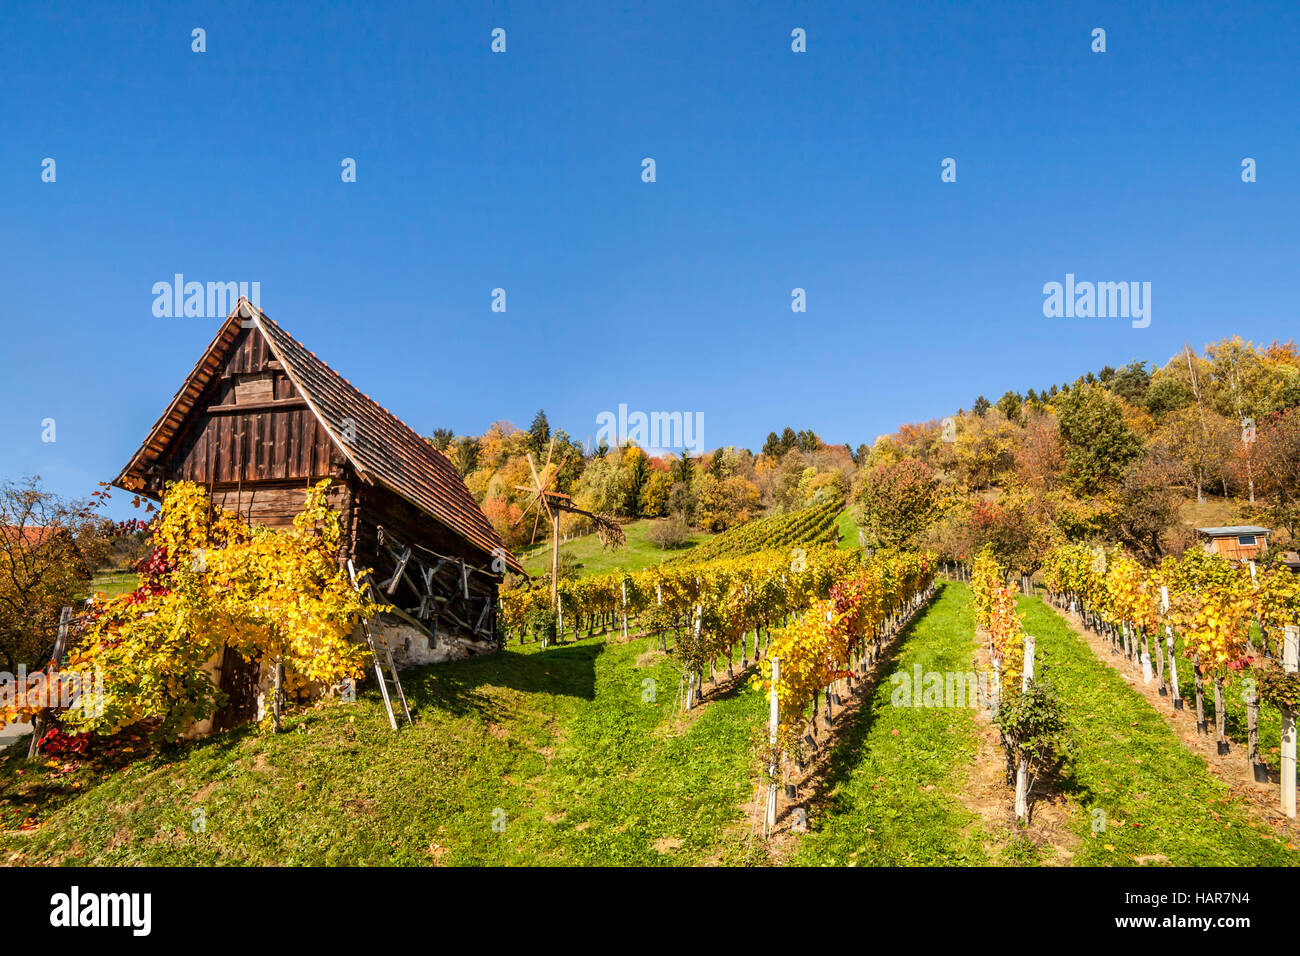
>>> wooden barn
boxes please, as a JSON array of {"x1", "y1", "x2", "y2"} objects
[{"x1": 113, "y1": 298, "x2": 524, "y2": 729}]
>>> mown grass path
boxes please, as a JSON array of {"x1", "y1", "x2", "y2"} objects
[
  {"x1": 795, "y1": 583, "x2": 990, "y2": 865},
  {"x1": 1018, "y1": 595, "x2": 1299, "y2": 866}
]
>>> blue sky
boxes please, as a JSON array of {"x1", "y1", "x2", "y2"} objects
[{"x1": 3, "y1": 1, "x2": 1297, "y2": 517}]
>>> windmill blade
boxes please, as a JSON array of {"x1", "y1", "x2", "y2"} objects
[
  {"x1": 548, "y1": 453, "x2": 570, "y2": 489},
  {"x1": 530, "y1": 504, "x2": 544, "y2": 545},
  {"x1": 515, "y1": 492, "x2": 542, "y2": 526},
  {"x1": 532, "y1": 452, "x2": 569, "y2": 504},
  {"x1": 543, "y1": 437, "x2": 555, "y2": 476},
  {"x1": 525, "y1": 452, "x2": 540, "y2": 488}
]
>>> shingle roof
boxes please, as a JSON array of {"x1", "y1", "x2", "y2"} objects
[
  {"x1": 115, "y1": 299, "x2": 524, "y2": 575},
  {"x1": 1196, "y1": 526, "x2": 1271, "y2": 536}
]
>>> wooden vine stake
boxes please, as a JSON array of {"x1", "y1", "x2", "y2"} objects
[
  {"x1": 1193, "y1": 654, "x2": 1207, "y2": 735},
  {"x1": 621, "y1": 581, "x2": 629, "y2": 641},
  {"x1": 1283, "y1": 625, "x2": 1298, "y2": 819},
  {"x1": 766, "y1": 657, "x2": 781, "y2": 834},
  {"x1": 27, "y1": 606, "x2": 72, "y2": 761},
  {"x1": 1140, "y1": 625, "x2": 1154, "y2": 684},
  {"x1": 1247, "y1": 678, "x2": 1265, "y2": 783},
  {"x1": 1162, "y1": 586, "x2": 1182, "y2": 709},
  {"x1": 1014, "y1": 634, "x2": 1036, "y2": 824}
]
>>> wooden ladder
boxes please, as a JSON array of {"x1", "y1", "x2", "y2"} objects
[{"x1": 348, "y1": 561, "x2": 412, "y2": 730}]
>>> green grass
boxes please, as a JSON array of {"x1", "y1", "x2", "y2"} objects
[
  {"x1": 81, "y1": 569, "x2": 140, "y2": 600},
  {"x1": 795, "y1": 583, "x2": 991, "y2": 865},
  {"x1": 794, "y1": 585, "x2": 1300, "y2": 867},
  {"x1": 520, "y1": 519, "x2": 711, "y2": 578},
  {"x1": 7, "y1": 581, "x2": 1293, "y2": 867},
  {"x1": 834, "y1": 509, "x2": 861, "y2": 550},
  {"x1": 0, "y1": 627, "x2": 766, "y2": 865},
  {"x1": 1017, "y1": 595, "x2": 1298, "y2": 866}
]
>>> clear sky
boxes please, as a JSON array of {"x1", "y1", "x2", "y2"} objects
[{"x1": 3, "y1": 1, "x2": 1297, "y2": 517}]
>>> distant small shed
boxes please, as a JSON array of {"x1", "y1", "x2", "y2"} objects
[{"x1": 1196, "y1": 526, "x2": 1271, "y2": 563}]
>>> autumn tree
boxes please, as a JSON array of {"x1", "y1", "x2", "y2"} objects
[
  {"x1": 482, "y1": 496, "x2": 527, "y2": 551},
  {"x1": 953, "y1": 412, "x2": 1019, "y2": 489},
  {"x1": 854, "y1": 457, "x2": 939, "y2": 549},
  {"x1": 1255, "y1": 408, "x2": 1300, "y2": 536},
  {"x1": 1055, "y1": 382, "x2": 1141, "y2": 494},
  {"x1": 450, "y1": 435, "x2": 481, "y2": 477},
  {"x1": 0, "y1": 478, "x2": 104, "y2": 672},
  {"x1": 1113, "y1": 454, "x2": 1183, "y2": 563},
  {"x1": 1013, "y1": 416, "x2": 1064, "y2": 491},
  {"x1": 966, "y1": 494, "x2": 1053, "y2": 577},
  {"x1": 638, "y1": 470, "x2": 674, "y2": 518},
  {"x1": 1147, "y1": 406, "x2": 1235, "y2": 503}
]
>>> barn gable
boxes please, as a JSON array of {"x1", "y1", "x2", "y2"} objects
[{"x1": 114, "y1": 298, "x2": 524, "y2": 576}]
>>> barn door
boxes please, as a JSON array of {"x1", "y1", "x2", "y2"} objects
[{"x1": 213, "y1": 645, "x2": 261, "y2": 731}]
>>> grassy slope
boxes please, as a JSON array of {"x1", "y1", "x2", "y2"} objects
[
  {"x1": 81, "y1": 570, "x2": 140, "y2": 600},
  {"x1": 795, "y1": 583, "x2": 990, "y2": 865},
  {"x1": 1017, "y1": 595, "x2": 1298, "y2": 866},
  {"x1": 795, "y1": 584, "x2": 1299, "y2": 867},
  {"x1": 8, "y1": 580, "x2": 1293, "y2": 867},
  {"x1": 834, "y1": 509, "x2": 860, "y2": 550},
  {"x1": 520, "y1": 519, "x2": 710, "y2": 578},
  {"x1": 1, "y1": 628, "x2": 765, "y2": 866}
]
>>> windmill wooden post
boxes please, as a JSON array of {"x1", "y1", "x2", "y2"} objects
[{"x1": 514, "y1": 438, "x2": 626, "y2": 610}]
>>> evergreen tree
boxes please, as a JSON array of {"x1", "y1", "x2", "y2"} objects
[{"x1": 528, "y1": 409, "x2": 551, "y2": 457}]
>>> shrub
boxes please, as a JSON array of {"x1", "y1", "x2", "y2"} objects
[{"x1": 646, "y1": 516, "x2": 690, "y2": 550}]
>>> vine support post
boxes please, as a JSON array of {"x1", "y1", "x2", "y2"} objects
[
  {"x1": 1161, "y1": 587, "x2": 1182, "y2": 709},
  {"x1": 1283, "y1": 625, "x2": 1298, "y2": 819},
  {"x1": 1213, "y1": 677, "x2": 1228, "y2": 754},
  {"x1": 1021, "y1": 634, "x2": 1036, "y2": 692},
  {"x1": 1014, "y1": 634, "x2": 1036, "y2": 824},
  {"x1": 27, "y1": 605, "x2": 72, "y2": 762},
  {"x1": 621, "y1": 581, "x2": 628, "y2": 641},
  {"x1": 1154, "y1": 629, "x2": 1166, "y2": 693},
  {"x1": 766, "y1": 657, "x2": 780, "y2": 834},
  {"x1": 272, "y1": 658, "x2": 285, "y2": 734},
  {"x1": 1193, "y1": 655, "x2": 1207, "y2": 735},
  {"x1": 1247, "y1": 681, "x2": 1263, "y2": 782}
]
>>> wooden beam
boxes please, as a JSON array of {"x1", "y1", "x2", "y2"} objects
[
  {"x1": 382, "y1": 546, "x2": 412, "y2": 596},
  {"x1": 206, "y1": 398, "x2": 308, "y2": 415}
]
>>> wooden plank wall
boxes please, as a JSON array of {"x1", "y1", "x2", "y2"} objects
[
  {"x1": 160, "y1": 327, "x2": 338, "y2": 486},
  {"x1": 209, "y1": 480, "x2": 352, "y2": 530},
  {"x1": 1208, "y1": 538, "x2": 1266, "y2": 563}
]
